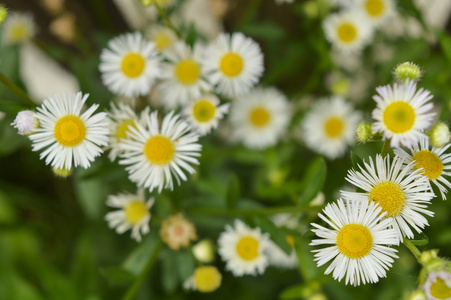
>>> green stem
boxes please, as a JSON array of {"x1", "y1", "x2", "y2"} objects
[
  {"x1": 122, "y1": 240, "x2": 163, "y2": 300},
  {"x1": 154, "y1": 2, "x2": 181, "y2": 38},
  {"x1": 403, "y1": 239, "x2": 422, "y2": 262},
  {"x1": 185, "y1": 205, "x2": 319, "y2": 216},
  {"x1": 380, "y1": 139, "x2": 391, "y2": 157},
  {"x1": 0, "y1": 72, "x2": 37, "y2": 108}
]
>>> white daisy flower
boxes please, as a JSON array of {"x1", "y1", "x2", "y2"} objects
[
  {"x1": 99, "y1": 32, "x2": 161, "y2": 97},
  {"x1": 342, "y1": 154, "x2": 435, "y2": 240},
  {"x1": 106, "y1": 102, "x2": 149, "y2": 161},
  {"x1": 160, "y1": 42, "x2": 212, "y2": 109},
  {"x1": 202, "y1": 32, "x2": 264, "y2": 97},
  {"x1": 183, "y1": 93, "x2": 229, "y2": 136},
  {"x1": 105, "y1": 189, "x2": 154, "y2": 242},
  {"x1": 310, "y1": 198, "x2": 399, "y2": 286},
  {"x1": 423, "y1": 271, "x2": 451, "y2": 300},
  {"x1": 119, "y1": 110, "x2": 202, "y2": 193},
  {"x1": 145, "y1": 25, "x2": 178, "y2": 53},
  {"x1": 323, "y1": 10, "x2": 373, "y2": 53},
  {"x1": 352, "y1": 0, "x2": 396, "y2": 26},
  {"x1": 302, "y1": 96, "x2": 361, "y2": 160},
  {"x1": 29, "y1": 92, "x2": 109, "y2": 170},
  {"x1": 372, "y1": 80, "x2": 435, "y2": 148},
  {"x1": 394, "y1": 138, "x2": 451, "y2": 200},
  {"x1": 218, "y1": 219, "x2": 270, "y2": 277},
  {"x1": 229, "y1": 87, "x2": 290, "y2": 149},
  {"x1": 2, "y1": 11, "x2": 36, "y2": 45}
]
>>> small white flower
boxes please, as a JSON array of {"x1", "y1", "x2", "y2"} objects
[
  {"x1": 229, "y1": 87, "x2": 290, "y2": 149},
  {"x1": 160, "y1": 42, "x2": 212, "y2": 108},
  {"x1": 323, "y1": 10, "x2": 373, "y2": 53},
  {"x1": 354, "y1": 0, "x2": 396, "y2": 27},
  {"x1": 105, "y1": 189, "x2": 154, "y2": 242},
  {"x1": 145, "y1": 25, "x2": 178, "y2": 53},
  {"x1": 99, "y1": 32, "x2": 161, "y2": 97},
  {"x1": 218, "y1": 219, "x2": 270, "y2": 277},
  {"x1": 394, "y1": 138, "x2": 451, "y2": 200},
  {"x1": 302, "y1": 96, "x2": 361, "y2": 160},
  {"x1": 342, "y1": 154, "x2": 435, "y2": 240},
  {"x1": 160, "y1": 213, "x2": 198, "y2": 250},
  {"x1": 119, "y1": 110, "x2": 202, "y2": 193},
  {"x1": 372, "y1": 80, "x2": 435, "y2": 148},
  {"x1": 202, "y1": 32, "x2": 264, "y2": 97},
  {"x1": 183, "y1": 93, "x2": 229, "y2": 136},
  {"x1": 29, "y1": 92, "x2": 109, "y2": 169},
  {"x1": 310, "y1": 198, "x2": 399, "y2": 286},
  {"x1": 11, "y1": 110, "x2": 38, "y2": 135},
  {"x1": 3, "y1": 11, "x2": 36, "y2": 45},
  {"x1": 423, "y1": 271, "x2": 451, "y2": 300}
]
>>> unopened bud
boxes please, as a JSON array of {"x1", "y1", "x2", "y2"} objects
[
  {"x1": 192, "y1": 240, "x2": 215, "y2": 263},
  {"x1": 11, "y1": 110, "x2": 38, "y2": 135},
  {"x1": 52, "y1": 166, "x2": 73, "y2": 178},
  {"x1": 394, "y1": 62, "x2": 422, "y2": 82},
  {"x1": 407, "y1": 290, "x2": 426, "y2": 300},
  {"x1": 430, "y1": 123, "x2": 450, "y2": 148},
  {"x1": 356, "y1": 122, "x2": 372, "y2": 143},
  {"x1": 419, "y1": 249, "x2": 439, "y2": 265},
  {"x1": 0, "y1": 6, "x2": 8, "y2": 24}
]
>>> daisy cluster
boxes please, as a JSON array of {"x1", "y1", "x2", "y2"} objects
[{"x1": 310, "y1": 65, "x2": 451, "y2": 287}]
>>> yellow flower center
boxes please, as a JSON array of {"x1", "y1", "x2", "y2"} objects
[
  {"x1": 365, "y1": 0, "x2": 385, "y2": 17},
  {"x1": 236, "y1": 236, "x2": 259, "y2": 261},
  {"x1": 193, "y1": 100, "x2": 216, "y2": 122},
  {"x1": 121, "y1": 53, "x2": 146, "y2": 78},
  {"x1": 369, "y1": 181, "x2": 405, "y2": 218},
  {"x1": 286, "y1": 235, "x2": 295, "y2": 247},
  {"x1": 337, "y1": 22, "x2": 357, "y2": 43},
  {"x1": 11, "y1": 25, "x2": 28, "y2": 42},
  {"x1": 175, "y1": 59, "x2": 200, "y2": 85},
  {"x1": 430, "y1": 277, "x2": 451, "y2": 299},
  {"x1": 54, "y1": 115, "x2": 86, "y2": 147},
  {"x1": 143, "y1": 134, "x2": 175, "y2": 166},
  {"x1": 154, "y1": 32, "x2": 173, "y2": 51},
  {"x1": 413, "y1": 150, "x2": 443, "y2": 180},
  {"x1": 249, "y1": 107, "x2": 270, "y2": 127},
  {"x1": 324, "y1": 117, "x2": 344, "y2": 138},
  {"x1": 220, "y1": 53, "x2": 243, "y2": 77},
  {"x1": 125, "y1": 200, "x2": 148, "y2": 225},
  {"x1": 336, "y1": 224, "x2": 373, "y2": 259},
  {"x1": 193, "y1": 266, "x2": 222, "y2": 293},
  {"x1": 383, "y1": 101, "x2": 416, "y2": 133},
  {"x1": 115, "y1": 120, "x2": 136, "y2": 141}
]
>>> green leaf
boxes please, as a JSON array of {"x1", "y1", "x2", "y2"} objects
[
  {"x1": 226, "y1": 174, "x2": 241, "y2": 209},
  {"x1": 161, "y1": 249, "x2": 179, "y2": 294},
  {"x1": 299, "y1": 157, "x2": 327, "y2": 205},
  {"x1": 240, "y1": 21, "x2": 286, "y2": 41},
  {"x1": 175, "y1": 248, "x2": 196, "y2": 281},
  {"x1": 440, "y1": 33, "x2": 451, "y2": 64},
  {"x1": 410, "y1": 232, "x2": 429, "y2": 246},
  {"x1": 295, "y1": 235, "x2": 318, "y2": 281},
  {"x1": 99, "y1": 267, "x2": 137, "y2": 285},
  {"x1": 350, "y1": 151, "x2": 364, "y2": 170},
  {"x1": 279, "y1": 283, "x2": 308, "y2": 300},
  {"x1": 253, "y1": 216, "x2": 292, "y2": 254}
]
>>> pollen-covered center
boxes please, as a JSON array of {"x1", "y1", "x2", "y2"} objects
[
  {"x1": 365, "y1": 0, "x2": 385, "y2": 17},
  {"x1": 193, "y1": 100, "x2": 216, "y2": 122},
  {"x1": 337, "y1": 22, "x2": 357, "y2": 43},
  {"x1": 194, "y1": 266, "x2": 222, "y2": 293},
  {"x1": 413, "y1": 150, "x2": 443, "y2": 180},
  {"x1": 286, "y1": 235, "x2": 295, "y2": 247},
  {"x1": 220, "y1": 53, "x2": 244, "y2": 77},
  {"x1": 430, "y1": 277, "x2": 451, "y2": 299},
  {"x1": 144, "y1": 134, "x2": 175, "y2": 166},
  {"x1": 11, "y1": 25, "x2": 28, "y2": 41},
  {"x1": 121, "y1": 53, "x2": 146, "y2": 78},
  {"x1": 175, "y1": 59, "x2": 200, "y2": 85},
  {"x1": 369, "y1": 181, "x2": 405, "y2": 217},
  {"x1": 154, "y1": 33, "x2": 173, "y2": 51},
  {"x1": 383, "y1": 101, "x2": 415, "y2": 133},
  {"x1": 324, "y1": 117, "x2": 344, "y2": 138},
  {"x1": 125, "y1": 200, "x2": 148, "y2": 225},
  {"x1": 236, "y1": 236, "x2": 259, "y2": 261},
  {"x1": 54, "y1": 115, "x2": 86, "y2": 147},
  {"x1": 249, "y1": 107, "x2": 270, "y2": 127},
  {"x1": 115, "y1": 120, "x2": 136, "y2": 141},
  {"x1": 336, "y1": 224, "x2": 373, "y2": 259}
]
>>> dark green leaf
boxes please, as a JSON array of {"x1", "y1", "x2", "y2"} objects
[
  {"x1": 410, "y1": 233, "x2": 428, "y2": 246},
  {"x1": 99, "y1": 267, "x2": 136, "y2": 285},
  {"x1": 299, "y1": 157, "x2": 327, "y2": 205},
  {"x1": 226, "y1": 174, "x2": 240, "y2": 209},
  {"x1": 253, "y1": 216, "x2": 291, "y2": 254}
]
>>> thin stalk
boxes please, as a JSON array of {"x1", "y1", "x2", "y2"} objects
[
  {"x1": 403, "y1": 239, "x2": 422, "y2": 262},
  {"x1": 380, "y1": 139, "x2": 391, "y2": 157},
  {"x1": 122, "y1": 240, "x2": 163, "y2": 300},
  {"x1": 154, "y1": 2, "x2": 181, "y2": 38},
  {"x1": 0, "y1": 72, "x2": 37, "y2": 107},
  {"x1": 185, "y1": 205, "x2": 319, "y2": 216}
]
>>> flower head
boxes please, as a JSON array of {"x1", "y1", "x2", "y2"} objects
[
  {"x1": 423, "y1": 271, "x2": 451, "y2": 300},
  {"x1": 145, "y1": 25, "x2": 178, "y2": 53},
  {"x1": 430, "y1": 123, "x2": 451, "y2": 148},
  {"x1": 184, "y1": 266, "x2": 222, "y2": 293},
  {"x1": 105, "y1": 189, "x2": 154, "y2": 242},
  {"x1": 29, "y1": 92, "x2": 109, "y2": 169},
  {"x1": 3, "y1": 11, "x2": 36, "y2": 45},
  {"x1": 160, "y1": 213, "x2": 197, "y2": 250},
  {"x1": 99, "y1": 32, "x2": 161, "y2": 97},
  {"x1": 310, "y1": 198, "x2": 399, "y2": 286},
  {"x1": 11, "y1": 110, "x2": 38, "y2": 135}
]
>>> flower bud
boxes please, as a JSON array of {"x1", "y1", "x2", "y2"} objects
[
  {"x1": 11, "y1": 110, "x2": 38, "y2": 135},
  {"x1": 356, "y1": 122, "x2": 372, "y2": 143},
  {"x1": 52, "y1": 166, "x2": 73, "y2": 177},
  {"x1": 0, "y1": 6, "x2": 8, "y2": 24},
  {"x1": 394, "y1": 62, "x2": 422, "y2": 82},
  {"x1": 192, "y1": 240, "x2": 215, "y2": 263},
  {"x1": 430, "y1": 123, "x2": 450, "y2": 148}
]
